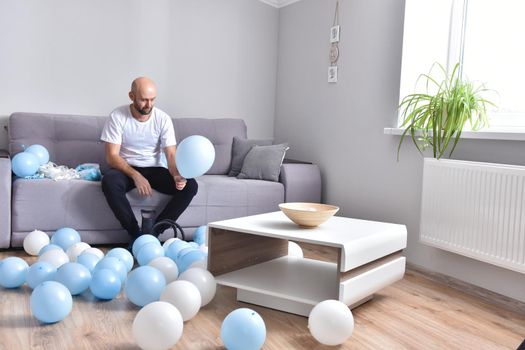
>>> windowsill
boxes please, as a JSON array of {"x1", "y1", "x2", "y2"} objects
[{"x1": 384, "y1": 127, "x2": 525, "y2": 141}]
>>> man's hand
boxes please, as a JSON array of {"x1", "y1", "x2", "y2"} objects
[
  {"x1": 132, "y1": 173, "x2": 152, "y2": 196},
  {"x1": 174, "y1": 175, "x2": 187, "y2": 191}
]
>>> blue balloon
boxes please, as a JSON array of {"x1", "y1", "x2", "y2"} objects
[
  {"x1": 0, "y1": 257, "x2": 29, "y2": 288},
  {"x1": 39, "y1": 244, "x2": 63, "y2": 256},
  {"x1": 51, "y1": 227, "x2": 81, "y2": 251},
  {"x1": 175, "y1": 135, "x2": 215, "y2": 178},
  {"x1": 30, "y1": 281, "x2": 73, "y2": 323},
  {"x1": 166, "y1": 240, "x2": 190, "y2": 261},
  {"x1": 178, "y1": 249, "x2": 207, "y2": 273},
  {"x1": 93, "y1": 257, "x2": 127, "y2": 283},
  {"x1": 11, "y1": 152, "x2": 40, "y2": 177},
  {"x1": 174, "y1": 247, "x2": 195, "y2": 267},
  {"x1": 25, "y1": 144, "x2": 50, "y2": 165},
  {"x1": 132, "y1": 234, "x2": 160, "y2": 257},
  {"x1": 188, "y1": 241, "x2": 199, "y2": 249},
  {"x1": 193, "y1": 225, "x2": 207, "y2": 245},
  {"x1": 54, "y1": 262, "x2": 92, "y2": 295},
  {"x1": 90, "y1": 268, "x2": 121, "y2": 300},
  {"x1": 136, "y1": 242, "x2": 164, "y2": 266},
  {"x1": 106, "y1": 247, "x2": 134, "y2": 272},
  {"x1": 124, "y1": 266, "x2": 166, "y2": 307},
  {"x1": 77, "y1": 253, "x2": 101, "y2": 273},
  {"x1": 221, "y1": 308, "x2": 266, "y2": 350},
  {"x1": 26, "y1": 261, "x2": 57, "y2": 289}
]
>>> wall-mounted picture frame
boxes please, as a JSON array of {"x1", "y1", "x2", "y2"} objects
[
  {"x1": 328, "y1": 66, "x2": 338, "y2": 83},
  {"x1": 330, "y1": 25, "x2": 340, "y2": 43}
]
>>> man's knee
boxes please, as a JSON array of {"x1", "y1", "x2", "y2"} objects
[
  {"x1": 101, "y1": 169, "x2": 127, "y2": 194},
  {"x1": 185, "y1": 179, "x2": 198, "y2": 197}
]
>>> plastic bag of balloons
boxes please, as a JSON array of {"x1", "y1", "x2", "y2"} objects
[{"x1": 75, "y1": 163, "x2": 101, "y2": 181}]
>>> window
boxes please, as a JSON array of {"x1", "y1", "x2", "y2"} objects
[{"x1": 399, "y1": 0, "x2": 525, "y2": 130}]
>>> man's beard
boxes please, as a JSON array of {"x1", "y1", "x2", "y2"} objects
[{"x1": 135, "y1": 103, "x2": 152, "y2": 115}]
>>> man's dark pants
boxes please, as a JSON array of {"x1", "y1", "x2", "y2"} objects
[{"x1": 101, "y1": 166, "x2": 198, "y2": 238}]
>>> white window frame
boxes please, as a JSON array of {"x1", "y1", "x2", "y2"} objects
[{"x1": 396, "y1": 0, "x2": 525, "y2": 136}]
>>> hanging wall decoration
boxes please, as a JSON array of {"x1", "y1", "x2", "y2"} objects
[{"x1": 328, "y1": 0, "x2": 340, "y2": 83}]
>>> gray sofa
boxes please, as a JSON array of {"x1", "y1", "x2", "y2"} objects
[{"x1": 0, "y1": 112, "x2": 322, "y2": 249}]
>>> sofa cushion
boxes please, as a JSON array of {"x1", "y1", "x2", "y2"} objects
[
  {"x1": 10, "y1": 175, "x2": 284, "y2": 247},
  {"x1": 237, "y1": 144, "x2": 289, "y2": 182},
  {"x1": 228, "y1": 137, "x2": 273, "y2": 177},
  {"x1": 172, "y1": 118, "x2": 247, "y2": 175}
]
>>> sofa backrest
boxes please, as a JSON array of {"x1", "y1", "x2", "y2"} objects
[
  {"x1": 9, "y1": 112, "x2": 109, "y2": 171},
  {"x1": 9, "y1": 112, "x2": 247, "y2": 175}
]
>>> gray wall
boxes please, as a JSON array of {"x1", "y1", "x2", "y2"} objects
[
  {"x1": 274, "y1": 0, "x2": 525, "y2": 302},
  {"x1": 0, "y1": 0, "x2": 278, "y2": 149}
]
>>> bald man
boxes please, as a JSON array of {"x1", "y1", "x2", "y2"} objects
[{"x1": 100, "y1": 77, "x2": 198, "y2": 248}]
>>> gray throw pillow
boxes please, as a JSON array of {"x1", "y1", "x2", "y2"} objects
[
  {"x1": 228, "y1": 137, "x2": 272, "y2": 177},
  {"x1": 237, "y1": 143, "x2": 289, "y2": 182}
]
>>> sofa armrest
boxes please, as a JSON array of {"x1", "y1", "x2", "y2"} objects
[
  {"x1": 0, "y1": 153, "x2": 11, "y2": 248},
  {"x1": 279, "y1": 162, "x2": 321, "y2": 203}
]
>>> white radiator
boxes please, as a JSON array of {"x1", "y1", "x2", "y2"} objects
[{"x1": 420, "y1": 158, "x2": 525, "y2": 274}]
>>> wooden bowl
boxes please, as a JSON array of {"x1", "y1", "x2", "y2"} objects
[{"x1": 278, "y1": 202, "x2": 339, "y2": 228}]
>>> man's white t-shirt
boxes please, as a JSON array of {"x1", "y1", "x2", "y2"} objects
[{"x1": 101, "y1": 105, "x2": 176, "y2": 167}]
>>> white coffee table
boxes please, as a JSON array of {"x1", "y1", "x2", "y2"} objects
[{"x1": 207, "y1": 211, "x2": 407, "y2": 316}]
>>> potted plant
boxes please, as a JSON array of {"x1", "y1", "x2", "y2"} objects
[{"x1": 397, "y1": 63, "x2": 494, "y2": 160}]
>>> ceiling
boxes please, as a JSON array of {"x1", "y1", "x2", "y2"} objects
[{"x1": 258, "y1": 0, "x2": 302, "y2": 8}]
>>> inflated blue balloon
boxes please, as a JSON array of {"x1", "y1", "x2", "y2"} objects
[
  {"x1": 136, "y1": 242, "x2": 164, "y2": 266},
  {"x1": 106, "y1": 247, "x2": 134, "y2": 272},
  {"x1": 221, "y1": 308, "x2": 266, "y2": 350},
  {"x1": 51, "y1": 227, "x2": 81, "y2": 251},
  {"x1": 30, "y1": 281, "x2": 73, "y2": 323},
  {"x1": 25, "y1": 144, "x2": 50, "y2": 165},
  {"x1": 11, "y1": 152, "x2": 40, "y2": 177},
  {"x1": 38, "y1": 244, "x2": 62, "y2": 256},
  {"x1": 77, "y1": 252, "x2": 101, "y2": 273},
  {"x1": 26, "y1": 261, "x2": 57, "y2": 289},
  {"x1": 174, "y1": 247, "x2": 195, "y2": 267},
  {"x1": 0, "y1": 257, "x2": 29, "y2": 288},
  {"x1": 178, "y1": 249, "x2": 207, "y2": 273},
  {"x1": 90, "y1": 268, "x2": 121, "y2": 300},
  {"x1": 93, "y1": 257, "x2": 127, "y2": 283},
  {"x1": 132, "y1": 234, "x2": 160, "y2": 257},
  {"x1": 188, "y1": 241, "x2": 199, "y2": 249},
  {"x1": 175, "y1": 135, "x2": 215, "y2": 178},
  {"x1": 54, "y1": 262, "x2": 92, "y2": 295},
  {"x1": 193, "y1": 225, "x2": 207, "y2": 245},
  {"x1": 124, "y1": 266, "x2": 166, "y2": 307},
  {"x1": 166, "y1": 240, "x2": 190, "y2": 261}
]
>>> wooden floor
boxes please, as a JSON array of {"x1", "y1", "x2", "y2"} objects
[{"x1": 0, "y1": 249, "x2": 524, "y2": 350}]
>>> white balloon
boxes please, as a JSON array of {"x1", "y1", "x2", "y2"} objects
[
  {"x1": 148, "y1": 256, "x2": 179, "y2": 283},
  {"x1": 132, "y1": 301, "x2": 183, "y2": 350},
  {"x1": 288, "y1": 242, "x2": 304, "y2": 258},
  {"x1": 160, "y1": 280, "x2": 201, "y2": 321},
  {"x1": 38, "y1": 249, "x2": 69, "y2": 268},
  {"x1": 308, "y1": 300, "x2": 354, "y2": 346},
  {"x1": 23, "y1": 230, "x2": 50, "y2": 256},
  {"x1": 188, "y1": 259, "x2": 207, "y2": 270},
  {"x1": 178, "y1": 267, "x2": 216, "y2": 306},
  {"x1": 199, "y1": 245, "x2": 208, "y2": 254},
  {"x1": 83, "y1": 247, "x2": 104, "y2": 260},
  {"x1": 66, "y1": 242, "x2": 91, "y2": 262}
]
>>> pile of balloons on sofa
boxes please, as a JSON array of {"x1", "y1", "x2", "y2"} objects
[{"x1": 10, "y1": 144, "x2": 101, "y2": 181}]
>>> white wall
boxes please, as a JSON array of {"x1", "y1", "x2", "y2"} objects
[
  {"x1": 274, "y1": 0, "x2": 525, "y2": 302},
  {"x1": 0, "y1": 0, "x2": 279, "y2": 148}
]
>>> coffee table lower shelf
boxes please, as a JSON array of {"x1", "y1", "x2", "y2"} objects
[{"x1": 216, "y1": 256, "x2": 344, "y2": 316}]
